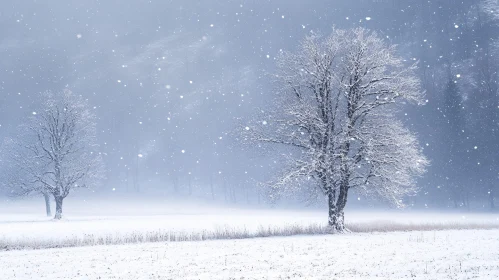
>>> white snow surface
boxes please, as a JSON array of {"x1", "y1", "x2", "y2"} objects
[
  {"x1": 0, "y1": 197, "x2": 498, "y2": 243},
  {"x1": 1, "y1": 229, "x2": 498, "y2": 279}
]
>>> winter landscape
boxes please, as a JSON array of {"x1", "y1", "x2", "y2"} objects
[{"x1": 1, "y1": 0, "x2": 499, "y2": 279}]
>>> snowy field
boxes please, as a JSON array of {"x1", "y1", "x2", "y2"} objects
[
  {"x1": 1, "y1": 197, "x2": 499, "y2": 249},
  {"x1": 1, "y1": 197, "x2": 499, "y2": 250},
  {"x1": 1, "y1": 229, "x2": 498, "y2": 279},
  {"x1": 1, "y1": 198, "x2": 499, "y2": 279}
]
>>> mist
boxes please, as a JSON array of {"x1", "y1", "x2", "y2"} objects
[
  {"x1": 1, "y1": 0, "x2": 498, "y2": 225},
  {"x1": 2, "y1": 1, "x2": 499, "y2": 279}
]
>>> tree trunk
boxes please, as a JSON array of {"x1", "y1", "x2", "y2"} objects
[
  {"x1": 490, "y1": 190, "x2": 495, "y2": 209},
  {"x1": 327, "y1": 187, "x2": 348, "y2": 232},
  {"x1": 223, "y1": 179, "x2": 228, "y2": 202},
  {"x1": 210, "y1": 175, "x2": 215, "y2": 200},
  {"x1": 134, "y1": 141, "x2": 140, "y2": 192},
  {"x1": 54, "y1": 196, "x2": 64, "y2": 220},
  {"x1": 230, "y1": 185, "x2": 237, "y2": 203},
  {"x1": 43, "y1": 193, "x2": 51, "y2": 217},
  {"x1": 172, "y1": 175, "x2": 179, "y2": 193},
  {"x1": 465, "y1": 192, "x2": 470, "y2": 210},
  {"x1": 126, "y1": 168, "x2": 130, "y2": 192},
  {"x1": 245, "y1": 187, "x2": 250, "y2": 204},
  {"x1": 188, "y1": 177, "x2": 192, "y2": 196}
]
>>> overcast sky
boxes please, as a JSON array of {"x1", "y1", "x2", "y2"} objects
[{"x1": 1, "y1": 0, "x2": 494, "y2": 206}]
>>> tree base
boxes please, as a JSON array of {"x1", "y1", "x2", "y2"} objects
[
  {"x1": 328, "y1": 212, "x2": 346, "y2": 233},
  {"x1": 327, "y1": 225, "x2": 350, "y2": 234}
]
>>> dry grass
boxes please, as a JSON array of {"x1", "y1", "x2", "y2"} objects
[
  {"x1": 347, "y1": 220, "x2": 499, "y2": 232},
  {"x1": 1, "y1": 221, "x2": 498, "y2": 251}
]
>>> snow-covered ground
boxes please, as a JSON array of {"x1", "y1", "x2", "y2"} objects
[
  {"x1": 1, "y1": 229, "x2": 498, "y2": 279},
  {"x1": 1, "y1": 197, "x2": 498, "y2": 247},
  {"x1": 1, "y1": 208, "x2": 498, "y2": 244},
  {"x1": 1, "y1": 198, "x2": 499, "y2": 278}
]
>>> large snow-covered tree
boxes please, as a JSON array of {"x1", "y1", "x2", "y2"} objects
[
  {"x1": 4, "y1": 90, "x2": 104, "y2": 219},
  {"x1": 243, "y1": 28, "x2": 428, "y2": 231}
]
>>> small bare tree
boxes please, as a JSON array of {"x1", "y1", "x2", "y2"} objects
[
  {"x1": 243, "y1": 28, "x2": 428, "y2": 231},
  {"x1": 42, "y1": 191, "x2": 52, "y2": 217},
  {"x1": 4, "y1": 90, "x2": 104, "y2": 219}
]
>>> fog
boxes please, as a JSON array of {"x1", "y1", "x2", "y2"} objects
[{"x1": 1, "y1": 0, "x2": 498, "y2": 213}]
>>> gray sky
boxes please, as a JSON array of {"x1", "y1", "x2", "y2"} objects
[{"x1": 1, "y1": 0, "x2": 496, "y2": 207}]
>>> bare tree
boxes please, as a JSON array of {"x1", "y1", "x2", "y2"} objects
[
  {"x1": 242, "y1": 28, "x2": 428, "y2": 231},
  {"x1": 42, "y1": 191, "x2": 52, "y2": 217},
  {"x1": 4, "y1": 90, "x2": 104, "y2": 219}
]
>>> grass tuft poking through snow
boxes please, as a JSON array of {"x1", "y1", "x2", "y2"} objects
[{"x1": 1, "y1": 221, "x2": 498, "y2": 251}]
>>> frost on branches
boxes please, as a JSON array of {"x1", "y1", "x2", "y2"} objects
[
  {"x1": 3, "y1": 90, "x2": 104, "y2": 219},
  {"x1": 243, "y1": 28, "x2": 428, "y2": 232}
]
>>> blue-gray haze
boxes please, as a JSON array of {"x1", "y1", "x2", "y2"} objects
[{"x1": 0, "y1": 0, "x2": 497, "y2": 209}]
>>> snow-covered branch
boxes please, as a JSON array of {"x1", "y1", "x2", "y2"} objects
[
  {"x1": 241, "y1": 27, "x2": 428, "y2": 231},
  {"x1": 2, "y1": 90, "x2": 105, "y2": 219}
]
